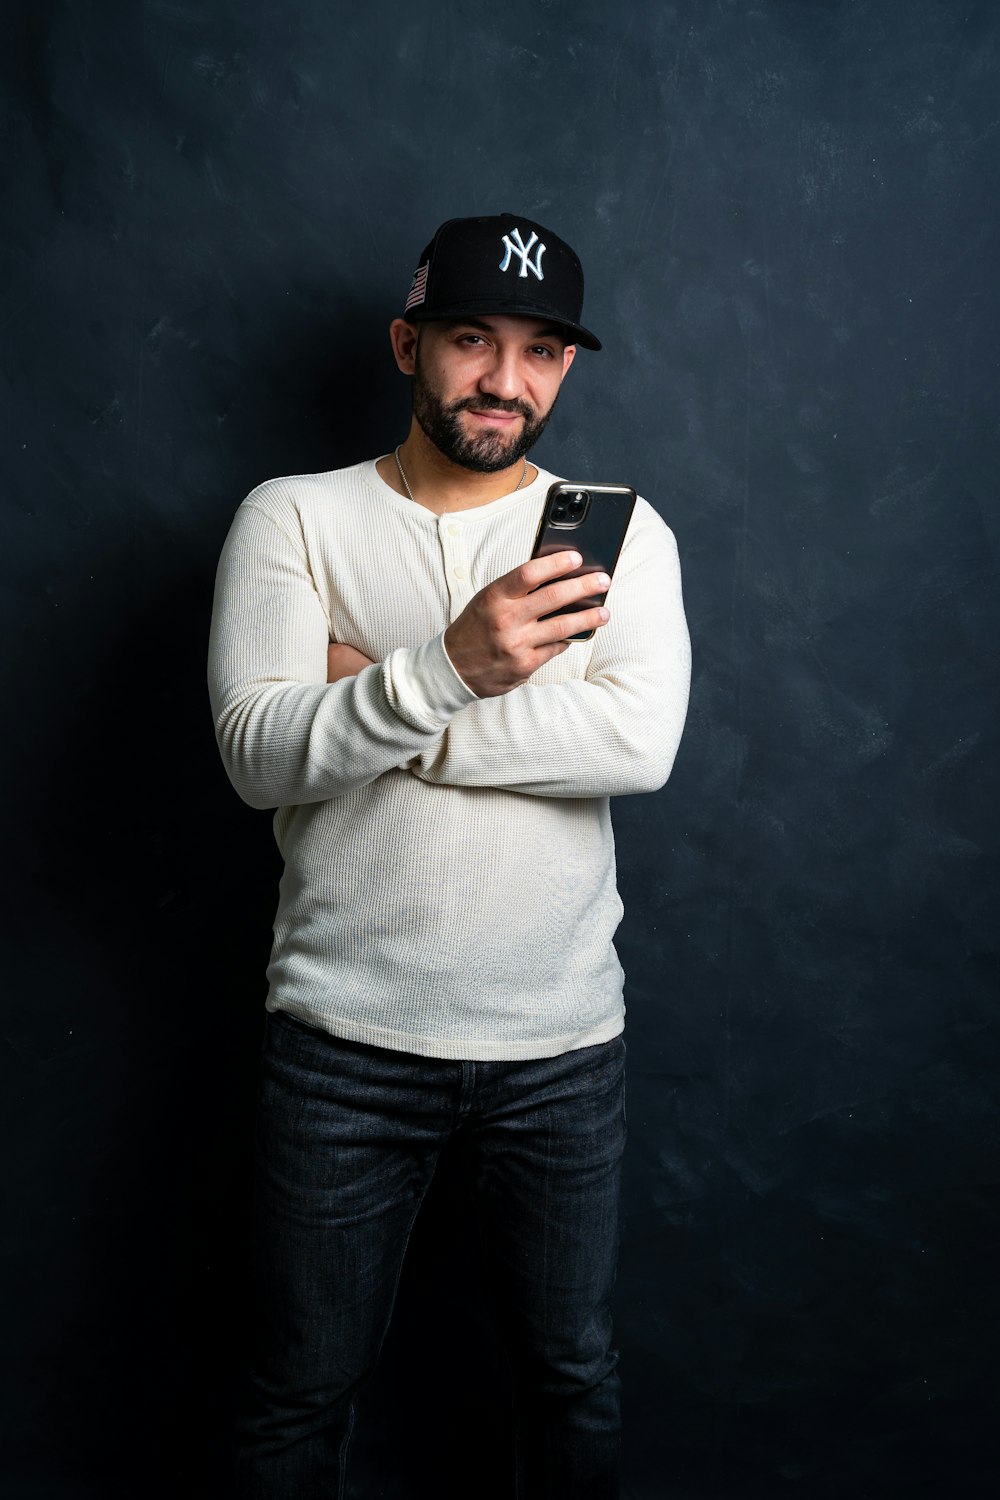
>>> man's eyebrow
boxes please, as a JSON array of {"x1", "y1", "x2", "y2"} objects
[
  {"x1": 445, "y1": 317, "x2": 567, "y2": 342},
  {"x1": 445, "y1": 317, "x2": 495, "y2": 333}
]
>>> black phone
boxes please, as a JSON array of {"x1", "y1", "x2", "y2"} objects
[{"x1": 529, "y1": 482, "x2": 637, "y2": 640}]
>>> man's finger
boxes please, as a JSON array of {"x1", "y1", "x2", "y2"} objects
[
  {"x1": 531, "y1": 603, "x2": 610, "y2": 646},
  {"x1": 496, "y1": 550, "x2": 583, "y2": 598},
  {"x1": 528, "y1": 570, "x2": 611, "y2": 619},
  {"x1": 327, "y1": 643, "x2": 375, "y2": 683}
]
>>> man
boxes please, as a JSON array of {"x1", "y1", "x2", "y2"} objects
[{"x1": 208, "y1": 213, "x2": 691, "y2": 1498}]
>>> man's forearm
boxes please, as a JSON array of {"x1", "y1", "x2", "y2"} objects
[
  {"x1": 326, "y1": 645, "x2": 688, "y2": 800},
  {"x1": 409, "y1": 656, "x2": 690, "y2": 798},
  {"x1": 208, "y1": 502, "x2": 474, "y2": 810},
  {"x1": 409, "y1": 504, "x2": 691, "y2": 799}
]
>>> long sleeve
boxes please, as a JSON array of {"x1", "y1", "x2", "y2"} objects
[
  {"x1": 207, "y1": 501, "x2": 475, "y2": 810},
  {"x1": 410, "y1": 501, "x2": 691, "y2": 798},
  {"x1": 203, "y1": 460, "x2": 672, "y2": 1061}
]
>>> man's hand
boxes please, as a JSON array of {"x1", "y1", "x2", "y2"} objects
[
  {"x1": 327, "y1": 643, "x2": 375, "y2": 682},
  {"x1": 444, "y1": 551, "x2": 610, "y2": 698}
]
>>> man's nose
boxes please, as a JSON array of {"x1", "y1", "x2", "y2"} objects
[{"x1": 478, "y1": 351, "x2": 523, "y2": 402}]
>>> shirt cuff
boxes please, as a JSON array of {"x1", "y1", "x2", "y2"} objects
[{"x1": 382, "y1": 631, "x2": 479, "y2": 732}]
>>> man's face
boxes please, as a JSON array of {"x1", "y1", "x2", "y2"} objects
[{"x1": 409, "y1": 315, "x2": 576, "y2": 473}]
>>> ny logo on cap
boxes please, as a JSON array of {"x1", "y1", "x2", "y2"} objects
[{"x1": 499, "y1": 227, "x2": 546, "y2": 281}]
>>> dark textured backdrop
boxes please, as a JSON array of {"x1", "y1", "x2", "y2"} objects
[{"x1": 2, "y1": 1, "x2": 998, "y2": 1496}]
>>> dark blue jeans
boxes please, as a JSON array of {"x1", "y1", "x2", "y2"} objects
[{"x1": 235, "y1": 1010, "x2": 626, "y2": 1499}]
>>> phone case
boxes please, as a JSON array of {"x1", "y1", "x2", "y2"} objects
[{"x1": 530, "y1": 482, "x2": 637, "y2": 640}]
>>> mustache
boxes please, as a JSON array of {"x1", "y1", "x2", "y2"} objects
[{"x1": 450, "y1": 394, "x2": 535, "y2": 420}]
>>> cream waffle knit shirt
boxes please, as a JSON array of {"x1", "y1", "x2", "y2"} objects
[{"x1": 208, "y1": 459, "x2": 690, "y2": 1060}]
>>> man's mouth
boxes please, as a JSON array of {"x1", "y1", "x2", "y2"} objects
[
  {"x1": 465, "y1": 407, "x2": 522, "y2": 426},
  {"x1": 455, "y1": 395, "x2": 533, "y2": 427}
]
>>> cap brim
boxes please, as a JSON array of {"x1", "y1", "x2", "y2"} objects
[{"x1": 410, "y1": 299, "x2": 602, "y2": 352}]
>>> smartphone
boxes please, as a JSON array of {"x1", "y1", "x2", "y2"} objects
[{"x1": 529, "y1": 481, "x2": 637, "y2": 640}]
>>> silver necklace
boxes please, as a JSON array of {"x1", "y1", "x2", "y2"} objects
[{"x1": 394, "y1": 446, "x2": 528, "y2": 505}]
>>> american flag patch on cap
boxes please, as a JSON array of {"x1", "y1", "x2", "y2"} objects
[{"x1": 404, "y1": 262, "x2": 428, "y2": 311}]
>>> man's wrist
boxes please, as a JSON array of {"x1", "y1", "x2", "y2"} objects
[{"x1": 384, "y1": 633, "x2": 479, "y2": 732}]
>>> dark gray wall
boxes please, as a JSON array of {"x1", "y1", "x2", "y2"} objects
[{"x1": 3, "y1": 1, "x2": 997, "y2": 1496}]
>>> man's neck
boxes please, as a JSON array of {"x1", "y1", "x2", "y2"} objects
[{"x1": 377, "y1": 427, "x2": 537, "y2": 515}]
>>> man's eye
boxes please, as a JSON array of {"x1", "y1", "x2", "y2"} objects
[
  {"x1": 460, "y1": 334, "x2": 486, "y2": 347},
  {"x1": 530, "y1": 345, "x2": 555, "y2": 359}
]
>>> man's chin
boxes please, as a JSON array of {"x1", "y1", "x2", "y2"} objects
[
  {"x1": 458, "y1": 435, "x2": 526, "y2": 472},
  {"x1": 413, "y1": 398, "x2": 548, "y2": 473},
  {"x1": 455, "y1": 414, "x2": 525, "y2": 464},
  {"x1": 425, "y1": 421, "x2": 529, "y2": 474}
]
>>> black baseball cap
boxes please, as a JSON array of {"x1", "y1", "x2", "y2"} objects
[{"x1": 402, "y1": 213, "x2": 601, "y2": 351}]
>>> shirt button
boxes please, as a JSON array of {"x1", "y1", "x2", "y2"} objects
[
  {"x1": 447, "y1": 523, "x2": 461, "y2": 537},
  {"x1": 453, "y1": 565, "x2": 466, "y2": 580}
]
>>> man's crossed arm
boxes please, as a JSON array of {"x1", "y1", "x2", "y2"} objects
[
  {"x1": 327, "y1": 507, "x2": 691, "y2": 800},
  {"x1": 326, "y1": 552, "x2": 610, "y2": 692},
  {"x1": 208, "y1": 495, "x2": 634, "y2": 811}
]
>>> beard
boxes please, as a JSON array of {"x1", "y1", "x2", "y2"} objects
[{"x1": 411, "y1": 353, "x2": 557, "y2": 473}]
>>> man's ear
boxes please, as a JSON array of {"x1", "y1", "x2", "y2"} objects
[
  {"x1": 560, "y1": 344, "x2": 577, "y2": 381},
  {"x1": 389, "y1": 317, "x2": 420, "y2": 375}
]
